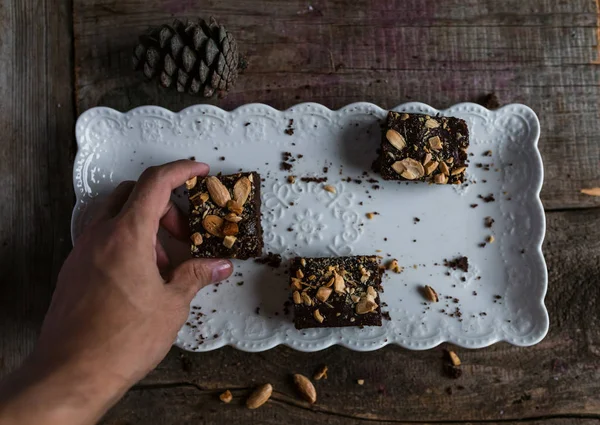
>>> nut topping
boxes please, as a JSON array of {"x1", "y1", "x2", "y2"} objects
[
  {"x1": 424, "y1": 161, "x2": 439, "y2": 175},
  {"x1": 313, "y1": 309, "x2": 324, "y2": 323},
  {"x1": 333, "y1": 272, "x2": 345, "y2": 294},
  {"x1": 292, "y1": 291, "x2": 302, "y2": 304},
  {"x1": 386, "y1": 129, "x2": 407, "y2": 151},
  {"x1": 400, "y1": 113, "x2": 409, "y2": 120},
  {"x1": 316, "y1": 287, "x2": 333, "y2": 302},
  {"x1": 423, "y1": 153, "x2": 432, "y2": 165},
  {"x1": 205, "y1": 176, "x2": 231, "y2": 207},
  {"x1": 223, "y1": 221, "x2": 239, "y2": 236},
  {"x1": 233, "y1": 176, "x2": 252, "y2": 206},
  {"x1": 451, "y1": 166, "x2": 466, "y2": 176},
  {"x1": 224, "y1": 213, "x2": 242, "y2": 223},
  {"x1": 185, "y1": 176, "x2": 197, "y2": 190},
  {"x1": 392, "y1": 158, "x2": 425, "y2": 180},
  {"x1": 223, "y1": 235, "x2": 236, "y2": 248},
  {"x1": 356, "y1": 294, "x2": 378, "y2": 314},
  {"x1": 227, "y1": 200, "x2": 243, "y2": 215},
  {"x1": 428, "y1": 136, "x2": 443, "y2": 151},
  {"x1": 290, "y1": 277, "x2": 303, "y2": 290},
  {"x1": 425, "y1": 118, "x2": 440, "y2": 128},
  {"x1": 202, "y1": 215, "x2": 224, "y2": 237},
  {"x1": 296, "y1": 269, "x2": 304, "y2": 278},
  {"x1": 438, "y1": 162, "x2": 450, "y2": 175},
  {"x1": 301, "y1": 292, "x2": 313, "y2": 306},
  {"x1": 190, "y1": 232, "x2": 203, "y2": 246}
]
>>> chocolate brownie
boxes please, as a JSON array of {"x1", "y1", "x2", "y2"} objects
[
  {"x1": 378, "y1": 111, "x2": 469, "y2": 184},
  {"x1": 188, "y1": 172, "x2": 263, "y2": 259},
  {"x1": 290, "y1": 256, "x2": 383, "y2": 329}
]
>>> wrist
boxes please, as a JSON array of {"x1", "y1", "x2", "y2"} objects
[{"x1": 0, "y1": 352, "x2": 130, "y2": 425}]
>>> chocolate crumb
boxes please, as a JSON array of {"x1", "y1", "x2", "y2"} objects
[
  {"x1": 300, "y1": 176, "x2": 328, "y2": 183},
  {"x1": 323, "y1": 166, "x2": 329, "y2": 173},
  {"x1": 444, "y1": 256, "x2": 469, "y2": 273},
  {"x1": 189, "y1": 156, "x2": 196, "y2": 161},
  {"x1": 478, "y1": 243, "x2": 487, "y2": 248},
  {"x1": 255, "y1": 252, "x2": 283, "y2": 268},
  {"x1": 483, "y1": 150, "x2": 492, "y2": 157},
  {"x1": 255, "y1": 307, "x2": 260, "y2": 315},
  {"x1": 280, "y1": 162, "x2": 293, "y2": 171},
  {"x1": 443, "y1": 363, "x2": 463, "y2": 379},
  {"x1": 472, "y1": 291, "x2": 478, "y2": 296},
  {"x1": 470, "y1": 204, "x2": 478, "y2": 208},
  {"x1": 244, "y1": 122, "x2": 250, "y2": 126},
  {"x1": 478, "y1": 92, "x2": 500, "y2": 110},
  {"x1": 219, "y1": 156, "x2": 225, "y2": 161},
  {"x1": 484, "y1": 217, "x2": 495, "y2": 228},
  {"x1": 413, "y1": 217, "x2": 420, "y2": 224},
  {"x1": 478, "y1": 194, "x2": 495, "y2": 203}
]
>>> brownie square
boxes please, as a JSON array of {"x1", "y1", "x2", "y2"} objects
[
  {"x1": 378, "y1": 111, "x2": 469, "y2": 184},
  {"x1": 290, "y1": 256, "x2": 383, "y2": 329},
  {"x1": 188, "y1": 172, "x2": 263, "y2": 259}
]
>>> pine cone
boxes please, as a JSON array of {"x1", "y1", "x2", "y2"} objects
[{"x1": 132, "y1": 17, "x2": 240, "y2": 97}]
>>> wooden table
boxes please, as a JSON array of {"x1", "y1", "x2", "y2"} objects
[{"x1": 1, "y1": 0, "x2": 600, "y2": 423}]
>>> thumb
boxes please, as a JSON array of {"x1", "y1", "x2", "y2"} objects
[{"x1": 168, "y1": 258, "x2": 233, "y2": 299}]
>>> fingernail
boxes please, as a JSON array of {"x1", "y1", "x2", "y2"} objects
[{"x1": 209, "y1": 259, "x2": 233, "y2": 283}]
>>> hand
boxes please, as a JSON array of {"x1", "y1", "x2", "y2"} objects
[{"x1": 0, "y1": 160, "x2": 233, "y2": 425}]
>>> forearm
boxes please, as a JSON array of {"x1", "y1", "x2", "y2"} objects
[{"x1": 0, "y1": 354, "x2": 130, "y2": 425}]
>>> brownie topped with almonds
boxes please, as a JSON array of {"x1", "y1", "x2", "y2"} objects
[
  {"x1": 378, "y1": 111, "x2": 469, "y2": 184},
  {"x1": 187, "y1": 172, "x2": 263, "y2": 259},
  {"x1": 291, "y1": 256, "x2": 383, "y2": 329}
]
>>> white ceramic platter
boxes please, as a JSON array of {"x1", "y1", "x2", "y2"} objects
[{"x1": 73, "y1": 102, "x2": 548, "y2": 352}]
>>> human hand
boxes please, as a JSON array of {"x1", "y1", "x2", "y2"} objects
[{"x1": 0, "y1": 160, "x2": 233, "y2": 425}]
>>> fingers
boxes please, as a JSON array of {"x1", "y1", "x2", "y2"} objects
[
  {"x1": 160, "y1": 200, "x2": 189, "y2": 241},
  {"x1": 121, "y1": 160, "x2": 209, "y2": 228},
  {"x1": 92, "y1": 181, "x2": 136, "y2": 224},
  {"x1": 167, "y1": 258, "x2": 233, "y2": 300}
]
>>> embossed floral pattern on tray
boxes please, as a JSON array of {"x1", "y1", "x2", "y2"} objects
[{"x1": 73, "y1": 102, "x2": 548, "y2": 352}]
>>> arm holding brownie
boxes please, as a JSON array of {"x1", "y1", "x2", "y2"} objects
[{"x1": 0, "y1": 160, "x2": 233, "y2": 425}]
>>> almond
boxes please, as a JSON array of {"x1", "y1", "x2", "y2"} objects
[
  {"x1": 333, "y1": 272, "x2": 345, "y2": 294},
  {"x1": 202, "y1": 215, "x2": 224, "y2": 237},
  {"x1": 224, "y1": 213, "x2": 242, "y2": 223},
  {"x1": 292, "y1": 291, "x2": 302, "y2": 304},
  {"x1": 581, "y1": 187, "x2": 600, "y2": 196},
  {"x1": 185, "y1": 176, "x2": 197, "y2": 190},
  {"x1": 424, "y1": 161, "x2": 439, "y2": 175},
  {"x1": 367, "y1": 286, "x2": 377, "y2": 298},
  {"x1": 438, "y1": 162, "x2": 450, "y2": 175},
  {"x1": 386, "y1": 129, "x2": 406, "y2": 151},
  {"x1": 200, "y1": 192, "x2": 210, "y2": 204},
  {"x1": 323, "y1": 184, "x2": 336, "y2": 194},
  {"x1": 313, "y1": 309, "x2": 324, "y2": 323},
  {"x1": 423, "y1": 153, "x2": 432, "y2": 165},
  {"x1": 448, "y1": 350, "x2": 461, "y2": 366},
  {"x1": 205, "y1": 176, "x2": 231, "y2": 207},
  {"x1": 233, "y1": 176, "x2": 252, "y2": 206},
  {"x1": 223, "y1": 221, "x2": 239, "y2": 236},
  {"x1": 395, "y1": 158, "x2": 424, "y2": 180},
  {"x1": 400, "y1": 113, "x2": 409, "y2": 120},
  {"x1": 293, "y1": 374, "x2": 317, "y2": 404},
  {"x1": 223, "y1": 235, "x2": 237, "y2": 248},
  {"x1": 451, "y1": 166, "x2": 466, "y2": 176},
  {"x1": 424, "y1": 285, "x2": 439, "y2": 302},
  {"x1": 246, "y1": 383, "x2": 272, "y2": 409},
  {"x1": 301, "y1": 292, "x2": 313, "y2": 306},
  {"x1": 356, "y1": 295, "x2": 378, "y2": 314},
  {"x1": 428, "y1": 136, "x2": 443, "y2": 150},
  {"x1": 316, "y1": 286, "x2": 333, "y2": 302},
  {"x1": 219, "y1": 390, "x2": 233, "y2": 403},
  {"x1": 227, "y1": 200, "x2": 243, "y2": 215},
  {"x1": 290, "y1": 278, "x2": 303, "y2": 290},
  {"x1": 190, "y1": 232, "x2": 203, "y2": 246},
  {"x1": 434, "y1": 173, "x2": 448, "y2": 184},
  {"x1": 425, "y1": 118, "x2": 440, "y2": 129},
  {"x1": 296, "y1": 269, "x2": 304, "y2": 278}
]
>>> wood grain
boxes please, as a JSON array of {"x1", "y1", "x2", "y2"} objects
[
  {"x1": 73, "y1": 0, "x2": 600, "y2": 210},
  {"x1": 96, "y1": 208, "x2": 600, "y2": 423},
  {"x1": 0, "y1": 0, "x2": 75, "y2": 376}
]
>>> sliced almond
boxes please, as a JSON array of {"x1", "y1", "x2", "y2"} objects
[
  {"x1": 428, "y1": 136, "x2": 443, "y2": 151},
  {"x1": 296, "y1": 269, "x2": 304, "y2": 279},
  {"x1": 227, "y1": 200, "x2": 243, "y2": 215},
  {"x1": 438, "y1": 162, "x2": 450, "y2": 175},
  {"x1": 391, "y1": 161, "x2": 406, "y2": 175},
  {"x1": 397, "y1": 158, "x2": 425, "y2": 180},
  {"x1": 233, "y1": 176, "x2": 252, "y2": 206},
  {"x1": 223, "y1": 221, "x2": 239, "y2": 236},
  {"x1": 313, "y1": 309, "x2": 324, "y2": 323},
  {"x1": 246, "y1": 383, "x2": 272, "y2": 409},
  {"x1": 301, "y1": 292, "x2": 313, "y2": 306},
  {"x1": 424, "y1": 161, "x2": 439, "y2": 175},
  {"x1": 219, "y1": 390, "x2": 233, "y2": 403},
  {"x1": 333, "y1": 272, "x2": 345, "y2": 294},
  {"x1": 367, "y1": 286, "x2": 377, "y2": 298},
  {"x1": 190, "y1": 232, "x2": 203, "y2": 246},
  {"x1": 292, "y1": 291, "x2": 302, "y2": 304},
  {"x1": 300, "y1": 258, "x2": 306, "y2": 267},
  {"x1": 581, "y1": 187, "x2": 600, "y2": 196},
  {"x1": 425, "y1": 118, "x2": 440, "y2": 129},
  {"x1": 446, "y1": 156, "x2": 454, "y2": 164},
  {"x1": 202, "y1": 215, "x2": 224, "y2": 237},
  {"x1": 423, "y1": 153, "x2": 432, "y2": 165},
  {"x1": 323, "y1": 184, "x2": 336, "y2": 194},
  {"x1": 424, "y1": 285, "x2": 439, "y2": 302},
  {"x1": 400, "y1": 113, "x2": 409, "y2": 120},
  {"x1": 223, "y1": 235, "x2": 237, "y2": 248},
  {"x1": 356, "y1": 296, "x2": 378, "y2": 314},
  {"x1": 185, "y1": 176, "x2": 198, "y2": 190},
  {"x1": 451, "y1": 166, "x2": 466, "y2": 176},
  {"x1": 434, "y1": 173, "x2": 448, "y2": 184},
  {"x1": 448, "y1": 350, "x2": 461, "y2": 366},
  {"x1": 293, "y1": 374, "x2": 317, "y2": 404},
  {"x1": 351, "y1": 294, "x2": 361, "y2": 303},
  {"x1": 205, "y1": 176, "x2": 231, "y2": 207},
  {"x1": 316, "y1": 287, "x2": 333, "y2": 302},
  {"x1": 386, "y1": 129, "x2": 406, "y2": 151},
  {"x1": 290, "y1": 277, "x2": 303, "y2": 290},
  {"x1": 314, "y1": 365, "x2": 328, "y2": 381},
  {"x1": 224, "y1": 213, "x2": 242, "y2": 223}
]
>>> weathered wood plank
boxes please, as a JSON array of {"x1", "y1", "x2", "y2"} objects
[
  {"x1": 73, "y1": 0, "x2": 600, "y2": 210},
  {"x1": 100, "y1": 208, "x2": 600, "y2": 423},
  {"x1": 0, "y1": 0, "x2": 75, "y2": 376}
]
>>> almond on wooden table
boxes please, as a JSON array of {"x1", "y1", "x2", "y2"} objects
[
  {"x1": 219, "y1": 390, "x2": 233, "y2": 403},
  {"x1": 293, "y1": 374, "x2": 317, "y2": 404},
  {"x1": 246, "y1": 383, "x2": 272, "y2": 409}
]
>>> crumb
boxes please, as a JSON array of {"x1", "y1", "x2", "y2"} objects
[
  {"x1": 478, "y1": 243, "x2": 487, "y2": 248},
  {"x1": 413, "y1": 217, "x2": 420, "y2": 224},
  {"x1": 280, "y1": 162, "x2": 293, "y2": 171},
  {"x1": 470, "y1": 204, "x2": 478, "y2": 208},
  {"x1": 287, "y1": 175, "x2": 296, "y2": 184},
  {"x1": 323, "y1": 166, "x2": 329, "y2": 173},
  {"x1": 357, "y1": 379, "x2": 365, "y2": 385},
  {"x1": 254, "y1": 252, "x2": 282, "y2": 268},
  {"x1": 189, "y1": 156, "x2": 196, "y2": 161},
  {"x1": 219, "y1": 156, "x2": 225, "y2": 161},
  {"x1": 300, "y1": 176, "x2": 328, "y2": 183},
  {"x1": 478, "y1": 194, "x2": 495, "y2": 203},
  {"x1": 483, "y1": 150, "x2": 492, "y2": 157},
  {"x1": 484, "y1": 217, "x2": 495, "y2": 228},
  {"x1": 444, "y1": 256, "x2": 469, "y2": 273}
]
